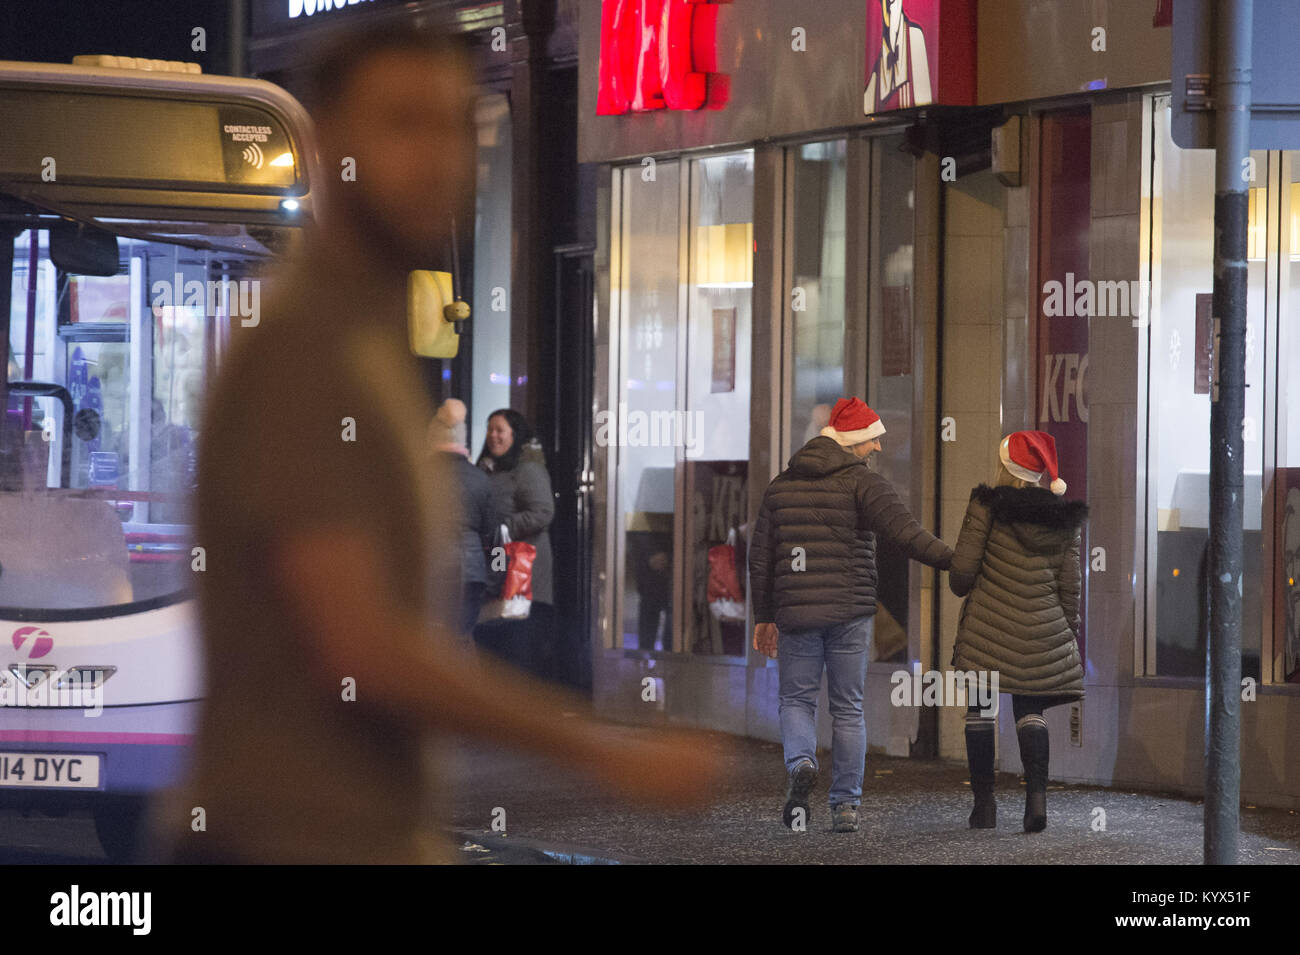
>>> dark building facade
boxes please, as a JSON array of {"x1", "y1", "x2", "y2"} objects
[{"x1": 245, "y1": 0, "x2": 598, "y2": 673}]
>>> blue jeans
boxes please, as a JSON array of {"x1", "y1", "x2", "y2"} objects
[{"x1": 778, "y1": 615, "x2": 874, "y2": 808}]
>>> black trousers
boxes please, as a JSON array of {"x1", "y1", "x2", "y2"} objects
[
  {"x1": 459, "y1": 582, "x2": 486, "y2": 638},
  {"x1": 966, "y1": 694, "x2": 1075, "y2": 720},
  {"x1": 473, "y1": 602, "x2": 554, "y2": 680}
]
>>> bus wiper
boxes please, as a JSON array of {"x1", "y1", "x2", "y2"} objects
[{"x1": 0, "y1": 183, "x2": 274, "y2": 258}]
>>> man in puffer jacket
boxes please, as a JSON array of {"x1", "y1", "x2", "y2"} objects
[
  {"x1": 950, "y1": 430, "x2": 1087, "y2": 833},
  {"x1": 750, "y1": 397, "x2": 952, "y2": 834}
]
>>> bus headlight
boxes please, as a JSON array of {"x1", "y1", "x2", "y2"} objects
[{"x1": 54, "y1": 667, "x2": 117, "y2": 690}]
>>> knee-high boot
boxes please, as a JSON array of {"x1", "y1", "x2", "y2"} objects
[
  {"x1": 964, "y1": 713, "x2": 996, "y2": 829},
  {"x1": 1016, "y1": 713, "x2": 1049, "y2": 833}
]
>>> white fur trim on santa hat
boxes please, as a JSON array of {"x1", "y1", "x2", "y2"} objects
[
  {"x1": 999, "y1": 436, "x2": 1044, "y2": 485},
  {"x1": 821, "y1": 419, "x2": 886, "y2": 447}
]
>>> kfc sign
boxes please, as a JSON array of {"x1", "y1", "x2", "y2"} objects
[
  {"x1": 597, "y1": 0, "x2": 730, "y2": 115},
  {"x1": 864, "y1": 0, "x2": 975, "y2": 115}
]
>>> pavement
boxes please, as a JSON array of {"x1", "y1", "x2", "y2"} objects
[{"x1": 447, "y1": 723, "x2": 1300, "y2": 865}]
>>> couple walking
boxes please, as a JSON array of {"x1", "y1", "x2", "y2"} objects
[{"x1": 749, "y1": 397, "x2": 1086, "y2": 834}]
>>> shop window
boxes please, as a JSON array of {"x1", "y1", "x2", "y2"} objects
[
  {"x1": 685, "y1": 152, "x2": 754, "y2": 656},
  {"x1": 787, "y1": 140, "x2": 848, "y2": 462},
  {"x1": 1146, "y1": 96, "x2": 1266, "y2": 678},
  {"x1": 609, "y1": 151, "x2": 754, "y2": 656},
  {"x1": 867, "y1": 134, "x2": 918, "y2": 662},
  {"x1": 1277, "y1": 155, "x2": 1300, "y2": 683},
  {"x1": 470, "y1": 94, "x2": 513, "y2": 453},
  {"x1": 613, "y1": 160, "x2": 682, "y2": 652}
]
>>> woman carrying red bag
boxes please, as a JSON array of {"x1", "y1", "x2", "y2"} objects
[{"x1": 474, "y1": 409, "x2": 557, "y2": 680}]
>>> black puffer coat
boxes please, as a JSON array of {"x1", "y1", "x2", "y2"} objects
[
  {"x1": 949, "y1": 484, "x2": 1088, "y2": 697},
  {"x1": 749, "y1": 436, "x2": 952, "y2": 631},
  {"x1": 443, "y1": 451, "x2": 497, "y2": 587}
]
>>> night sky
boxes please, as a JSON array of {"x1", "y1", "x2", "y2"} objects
[{"x1": 0, "y1": 0, "x2": 234, "y2": 71}]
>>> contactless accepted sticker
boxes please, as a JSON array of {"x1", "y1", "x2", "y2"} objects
[{"x1": 217, "y1": 106, "x2": 297, "y2": 188}]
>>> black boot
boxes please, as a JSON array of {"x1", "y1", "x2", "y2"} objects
[
  {"x1": 1017, "y1": 713, "x2": 1049, "y2": 833},
  {"x1": 965, "y1": 714, "x2": 996, "y2": 829}
]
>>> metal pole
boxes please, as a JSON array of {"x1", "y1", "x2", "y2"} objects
[
  {"x1": 1206, "y1": 0, "x2": 1252, "y2": 865},
  {"x1": 227, "y1": 0, "x2": 247, "y2": 77}
]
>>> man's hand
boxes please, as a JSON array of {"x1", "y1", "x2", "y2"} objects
[
  {"x1": 274, "y1": 525, "x2": 726, "y2": 804},
  {"x1": 589, "y1": 726, "x2": 723, "y2": 809},
  {"x1": 753, "y1": 622, "x2": 779, "y2": 659}
]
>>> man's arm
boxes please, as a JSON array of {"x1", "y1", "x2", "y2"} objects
[
  {"x1": 274, "y1": 525, "x2": 712, "y2": 806},
  {"x1": 856, "y1": 473, "x2": 953, "y2": 569},
  {"x1": 747, "y1": 492, "x2": 776, "y2": 625},
  {"x1": 748, "y1": 494, "x2": 780, "y2": 658}
]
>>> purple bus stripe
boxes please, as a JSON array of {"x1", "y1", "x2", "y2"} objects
[{"x1": 0, "y1": 730, "x2": 192, "y2": 745}]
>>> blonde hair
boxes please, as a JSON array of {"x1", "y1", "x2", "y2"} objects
[{"x1": 995, "y1": 463, "x2": 1032, "y2": 489}]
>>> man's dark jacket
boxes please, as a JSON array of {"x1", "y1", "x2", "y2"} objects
[
  {"x1": 444, "y1": 451, "x2": 497, "y2": 587},
  {"x1": 749, "y1": 436, "x2": 952, "y2": 631}
]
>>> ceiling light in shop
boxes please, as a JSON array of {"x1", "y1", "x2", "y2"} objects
[{"x1": 695, "y1": 222, "x2": 753, "y2": 288}]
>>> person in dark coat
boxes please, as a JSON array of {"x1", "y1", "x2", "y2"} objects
[
  {"x1": 427, "y1": 399, "x2": 497, "y2": 638},
  {"x1": 950, "y1": 430, "x2": 1086, "y2": 833},
  {"x1": 749, "y1": 397, "x2": 953, "y2": 834},
  {"x1": 474, "y1": 409, "x2": 558, "y2": 679}
]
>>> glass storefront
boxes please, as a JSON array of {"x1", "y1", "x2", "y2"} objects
[
  {"x1": 787, "y1": 140, "x2": 848, "y2": 463},
  {"x1": 470, "y1": 93, "x2": 513, "y2": 453},
  {"x1": 606, "y1": 138, "x2": 922, "y2": 661},
  {"x1": 1145, "y1": 94, "x2": 1275, "y2": 680},
  {"x1": 1279, "y1": 155, "x2": 1300, "y2": 683},
  {"x1": 685, "y1": 153, "x2": 754, "y2": 656},
  {"x1": 613, "y1": 159, "x2": 682, "y2": 653},
  {"x1": 610, "y1": 151, "x2": 755, "y2": 656},
  {"x1": 867, "y1": 135, "x2": 919, "y2": 663}
]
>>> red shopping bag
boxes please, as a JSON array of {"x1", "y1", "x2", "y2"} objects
[
  {"x1": 707, "y1": 528, "x2": 746, "y2": 623},
  {"x1": 478, "y1": 525, "x2": 536, "y2": 623}
]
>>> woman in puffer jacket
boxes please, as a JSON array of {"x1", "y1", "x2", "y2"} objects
[
  {"x1": 949, "y1": 430, "x2": 1087, "y2": 833},
  {"x1": 474, "y1": 408, "x2": 557, "y2": 680}
]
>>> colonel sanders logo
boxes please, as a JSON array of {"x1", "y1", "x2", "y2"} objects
[{"x1": 864, "y1": 0, "x2": 933, "y2": 115}]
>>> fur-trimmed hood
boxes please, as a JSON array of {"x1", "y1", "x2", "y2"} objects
[{"x1": 971, "y1": 484, "x2": 1087, "y2": 553}]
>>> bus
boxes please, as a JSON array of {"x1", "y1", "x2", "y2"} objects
[{"x1": 0, "y1": 57, "x2": 316, "y2": 860}]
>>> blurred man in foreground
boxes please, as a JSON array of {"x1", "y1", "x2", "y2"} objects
[{"x1": 154, "y1": 23, "x2": 714, "y2": 864}]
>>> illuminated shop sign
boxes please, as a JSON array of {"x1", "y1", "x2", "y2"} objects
[
  {"x1": 864, "y1": 0, "x2": 974, "y2": 115},
  {"x1": 597, "y1": 0, "x2": 729, "y2": 115},
  {"x1": 289, "y1": 0, "x2": 375, "y2": 17}
]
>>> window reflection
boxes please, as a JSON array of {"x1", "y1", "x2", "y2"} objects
[{"x1": 1148, "y1": 99, "x2": 1265, "y2": 678}]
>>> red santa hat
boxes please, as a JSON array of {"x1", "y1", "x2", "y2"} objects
[
  {"x1": 820, "y1": 397, "x2": 885, "y2": 447},
  {"x1": 1000, "y1": 430, "x2": 1067, "y2": 496}
]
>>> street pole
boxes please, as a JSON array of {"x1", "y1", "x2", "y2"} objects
[
  {"x1": 1206, "y1": 0, "x2": 1251, "y2": 865},
  {"x1": 227, "y1": 0, "x2": 247, "y2": 77}
]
